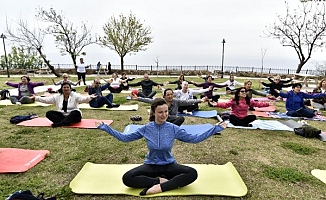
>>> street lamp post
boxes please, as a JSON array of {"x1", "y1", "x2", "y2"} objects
[
  {"x1": 0, "y1": 33, "x2": 10, "y2": 78},
  {"x1": 221, "y1": 39, "x2": 226, "y2": 78}
]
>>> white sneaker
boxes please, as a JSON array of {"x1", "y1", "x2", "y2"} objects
[
  {"x1": 16, "y1": 102, "x2": 21, "y2": 105},
  {"x1": 185, "y1": 111, "x2": 193, "y2": 115}
]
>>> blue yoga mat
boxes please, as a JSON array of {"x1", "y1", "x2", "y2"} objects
[
  {"x1": 178, "y1": 110, "x2": 218, "y2": 118},
  {"x1": 123, "y1": 124, "x2": 218, "y2": 135}
]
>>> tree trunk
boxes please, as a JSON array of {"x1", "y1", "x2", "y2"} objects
[
  {"x1": 120, "y1": 56, "x2": 124, "y2": 71},
  {"x1": 295, "y1": 62, "x2": 305, "y2": 74},
  {"x1": 36, "y1": 47, "x2": 60, "y2": 77}
]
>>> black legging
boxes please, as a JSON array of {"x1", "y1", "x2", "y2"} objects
[
  {"x1": 201, "y1": 94, "x2": 220, "y2": 102},
  {"x1": 229, "y1": 114, "x2": 256, "y2": 127},
  {"x1": 46, "y1": 110, "x2": 82, "y2": 125},
  {"x1": 122, "y1": 163, "x2": 197, "y2": 192},
  {"x1": 77, "y1": 72, "x2": 86, "y2": 85},
  {"x1": 168, "y1": 116, "x2": 185, "y2": 126}
]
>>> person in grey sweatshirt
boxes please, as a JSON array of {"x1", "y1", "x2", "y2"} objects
[
  {"x1": 96, "y1": 98, "x2": 227, "y2": 196},
  {"x1": 133, "y1": 88, "x2": 208, "y2": 126}
]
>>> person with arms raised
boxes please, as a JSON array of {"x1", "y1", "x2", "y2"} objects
[
  {"x1": 31, "y1": 82, "x2": 96, "y2": 127},
  {"x1": 209, "y1": 87, "x2": 271, "y2": 127},
  {"x1": 6, "y1": 75, "x2": 46, "y2": 105},
  {"x1": 96, "y1": 98, "x2": 227, "y2": 196}
]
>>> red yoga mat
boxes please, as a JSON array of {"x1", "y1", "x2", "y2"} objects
[
  {"x1": 0, "y1": 148, "x2": 50, "y2": 173},
  {"x1": 17, "y1": 118, "x2": 113, "y2": 129},
  {"x1": 251, "y1": 111, "x2": 271, "y2": 118}
]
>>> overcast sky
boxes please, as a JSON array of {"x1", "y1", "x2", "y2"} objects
[{"x1": 0, "y1": 0, "x2": 325, "y2": 70}]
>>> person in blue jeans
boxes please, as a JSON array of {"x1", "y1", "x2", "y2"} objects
[
  {"x1": 276, "y1": 83, "x2": 326, "y2": 118},
  {"x1": 96, "y1": 98, "x2": 227, "y2": 196},
  {"x1": 88, "y1": 79, "x2": 120, "y2": 108}
]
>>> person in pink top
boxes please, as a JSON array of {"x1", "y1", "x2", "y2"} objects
[{"x1": 209, "y1": 87, "x2": 270, "y2": 127}]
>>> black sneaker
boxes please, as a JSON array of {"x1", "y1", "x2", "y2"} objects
[
  {"x1": 112, "y1": 103, "x2": 120, "y2": 108},
  {"x1": 130, "y1": 115, "x2": 142, "y2": 121}
]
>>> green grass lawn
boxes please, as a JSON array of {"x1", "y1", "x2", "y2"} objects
[{"x1": 0, "y1": 76, "x2": 325, "y2": 200}]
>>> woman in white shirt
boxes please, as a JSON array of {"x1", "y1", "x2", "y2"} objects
[
  {"x1": 31, "y1": 82, "x2": 96, "y2": 127},
  {"x1": 75, "y1": 58, "x2": 89, "y2": 85}
]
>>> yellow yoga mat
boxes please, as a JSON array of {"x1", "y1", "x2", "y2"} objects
[
  {"x1": 79, "y1": 104, "x2": 138, "y2": 111},
  {"x1": 0, "y1": 100, "x2": 51, "y2": 107},
  {"x1": 70, "y1": 162, "x2": 247, "y2": 197},
  {"x1": 311, "y1": 169, "x2": 326, "y2": 184}
]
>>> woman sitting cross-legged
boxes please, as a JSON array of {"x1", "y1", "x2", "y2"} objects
[
  {"x1": 6, "y1": 75, "x2": 46, "y2": 105},
  {"x1": 31, "y1": 82, "x2": 96, "y2": 127},
  {"x1": 276, "y1": 83, "x2": 326, "y2": 118},
  {"x1": 96, "y1": 98, "x2": 227, "y2": 196},
  {"x1": 209, "y1": 87, "x2": 270, "y2": 127}
]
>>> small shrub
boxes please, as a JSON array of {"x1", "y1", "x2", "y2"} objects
[{"x1": 263, "y1": 165, "x2": 310, "y2": 183}]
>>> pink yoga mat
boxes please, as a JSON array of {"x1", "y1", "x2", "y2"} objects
[
  {"x1": 17, "y1": 118, "x2": 113, "y2": 129},
  {"x1": 251, "y1": 111, "x2": 271, "y2": 118},
  {"x1": 253, "y1": 105, "x2": 276, "y2": 112},
  {"x1": 0, "y1": 148, "x2": 50, "y2": 173}
]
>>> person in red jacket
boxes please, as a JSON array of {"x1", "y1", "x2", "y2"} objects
[{"x1": 209, "y1": 87, "x2": 270, "y2": 127}]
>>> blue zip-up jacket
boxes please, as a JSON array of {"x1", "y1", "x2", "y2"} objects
[
  {"x1": 279, "y1": 90, "x2": 326, "y2": 111},
  {"x1": 88, "y1": 83, "x2": 110, "y2": 107},
  {"x1": 98, "y1": 121, "x2": 224, "y2": 165}
]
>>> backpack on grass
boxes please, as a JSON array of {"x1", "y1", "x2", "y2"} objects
[
  {"x1": 6, "y1": 189, "x2": 56, "y2": 200},
  {"x1": 0, "y1": 89, "x2": 10, "y2": 100},
  {"x1": 10, "y1": 114, "x2": 38, "y2": 124},
  {"x1": 294, "y1": 124, "x2": 321, "y2": 138}
]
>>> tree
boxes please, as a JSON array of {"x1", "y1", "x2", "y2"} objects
[
  {"x1": 0, "y1": 46, "x2": 43, "y2": 69},
  {"x1": 35, "y1": 7, "x2": 97, "y2": 66},
  {"x1": 6, "y1": 18, "x2": 60, "y2": 76},
  {"x1": 266, "y1": 1, "x2": 326, "y2": 73},
  {"x1": 100, "y1": 12, "x2": 153, "y2": 71}
]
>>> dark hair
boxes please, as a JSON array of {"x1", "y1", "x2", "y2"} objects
[
  {"x1": 233, "y1": 87, "x2": 250, "y2": 105},
  {"x1": 178, "y1": 74, "x2": 185, "y2": 81},
  {"x1": 163, "y1": 88, "x2": 173, "y2": 97},
  {"x1": 149, "y1": 98, "x2": 167, "y2": 121},
  {"x1": 292, "y1": 83, "x2": 302, "y2": 89},
  {"x1": 21, "y1": 75, "x2": 30, "y2": 82},
  {"x1": 121, "y1": 72, "x2": 126, "y2": 76},
  {"x1": 58, "y1": 82, "x2": 72, "y2": 94}
]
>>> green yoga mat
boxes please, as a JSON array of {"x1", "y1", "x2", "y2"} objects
[
  {"x1": 70, "y1": 162, "x2": 247, "y2": 197},
  {"x1": 311, "y1": 169, "x2": 326, "y2": 184},
  {"x1": 79, "y1": 104, "x2": 138, "y2": 111}
]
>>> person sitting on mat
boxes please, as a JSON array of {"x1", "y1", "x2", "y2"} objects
[
  {"x1": 221, "y1": 74, "x2": 242, "y2": 94},
  {"x1": 311, "y1": 79, "x2": 326, "y2": 110},
  {"x1": 166, "y1": 74, "x2": 193, "y2": 90},
  {"x1": 6, "y1": 75, "x2": 46, "y2": 105},
  {"x1": 96, "y1": 98, "x2": 227, "y2": 196},
  {"x1": 30, "y1": 82, "x2": 96, "y2": 127},
  {"x1": 209, "y1": 87, "x2": 271, "y2": 127},
  {"x1": 242, "y1": 80, "x2": 267, "y2": 111},
  {"x1": 192, "y1": 75, "x2": 227, "y2": 105},
  {"x1": 132, "y1": 88, "x2": 208, "y2": 126},
  {"x1": 52, "y1": 73, "x2": 80, "y2": 86},
  {"x1": 128, "y1": 73, "x2": 166, "y2": 98},
  {"x1": 120, "y1": 72, "x2": 135, "y2": 90},
  {"x1": 275, "y1": 83, "x2": 326, "y2": 118},
  {"x1": 88, "y1": 78, "x2": 120, "y2": 108},
  {"x1": 259, "y1": 75, "x2": 292, "y2": 100},
  {"x1": 104, "y1": 73, "x2": 126, "y2": 93},
  {"x1": 164, "y1": 81, "x2": 212, "y2": 114}
]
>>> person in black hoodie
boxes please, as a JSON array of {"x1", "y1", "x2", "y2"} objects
[
  {"x1": 128, "y1": 73, "x2": 165, "y2": 98},
  {"x1": 260, "y1": 75, "x2": 292, "y2": 99}
]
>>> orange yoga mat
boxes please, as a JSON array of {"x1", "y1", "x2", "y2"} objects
[
  {"x1": 17, "y1": 117, "x2": 113, "y2": 129},
  {"x1": 0, "y1": 148, "x2": 50, "y2": 173}
]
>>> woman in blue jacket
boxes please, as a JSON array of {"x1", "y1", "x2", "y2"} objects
[
  {"x1": 96, "y1": 98, "x2": 226, "y2": 196},
  {"x1": 276, "y1": 83, "x2": 326, "y2": 118}
]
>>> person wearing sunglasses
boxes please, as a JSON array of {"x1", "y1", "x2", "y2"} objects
[
  {"x1": 260, "y1": 75, "x2": 292, "y2": 100},
  {"x1": 52, "y1": 73, "x2": 80, "y2": 86},
  {"x1": 87, "y1": 79, "x2": 120, "y2": 108},
  {"x1": 209, "y1": 87, "x2": 270, "y2": 127}
]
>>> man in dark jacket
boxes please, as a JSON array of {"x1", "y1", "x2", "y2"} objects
[{"x1": 128, "y1": 73, "x2": 165, "y2": 98}]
